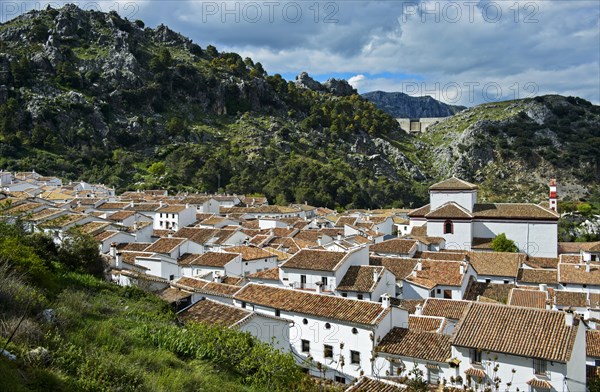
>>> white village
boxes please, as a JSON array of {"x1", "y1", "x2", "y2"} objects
[{"x1": 1, "y1": 170, "x2": 598, "y2": 391}]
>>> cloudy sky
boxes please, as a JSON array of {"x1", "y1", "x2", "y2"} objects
[{"x1": 3, "y1": 0, "x2": 599, "y2": 106}]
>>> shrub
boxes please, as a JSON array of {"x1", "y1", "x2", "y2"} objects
[{"x1": 491, "y1": 233, "x2": 518, "y2": 253}]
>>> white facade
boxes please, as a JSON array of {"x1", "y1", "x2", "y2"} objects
[{"x1": 430, "y1": 190, "x2": 477, "y2": 212}]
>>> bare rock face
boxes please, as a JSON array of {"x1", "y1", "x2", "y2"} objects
[
  {"x1": 295, "y1": 72, "x2": 324, "y2": 91},
  {"x1": 323, "y1": 78, "x2": 356, "y2": 96}
]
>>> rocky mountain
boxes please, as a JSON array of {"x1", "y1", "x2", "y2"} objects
[
  {"x1": 362, "y1": 91, "x2": 466, "y2": 118},
  {"x1": 415, "y1": 95, "x2": 600, "y2": 201},
  {"x1": 0, "y1": 6, "x2": 598, "y2": 208}
]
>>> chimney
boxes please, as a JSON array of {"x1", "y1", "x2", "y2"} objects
[
  {"x1": 549, "y1": 179, "x2": 558, "y2": 212},
  {"x1": 167, "y1": 231, "x2": 173, "y2": 238},
  {"x1": 115, "y1": 252, "x2": 122, "y2": 268},
  {"x1": 539, "y1": 283, "x2": 548, "y2": 292},
  {"x1": 315, "y1": 281, "x2": 323, "y2": 294},
  {"x1": 459, "y1": 264, "x2": 465, "y2": 275},
  {"x1": 159, "y1": 200, "x2": 164, "y2": 207},
  {"x1": 415, "y1": 304, "x2": 423, "y2": 316},
  {"x1": 337, "y1": 234, "x2": 342, "y2": 241},
  {"x1": 586, "y1": 261, "x2": 591, "y2": 273},
  {"x1": 317, "y1": 236, "x2": 323, "y2": 246},
  {"x1": 416, "y1": 261, "x2": 422, "y2": 271},
  {"x1": 110, "y1": 242, "x2": 117, "y2": 257},
  {"x1": 381, "y1": 293, "x2": 391, "y2": 309},
  {"x1": 213, "y1": 273, "x2": 223, "y2": 284},
  {"x1": 373, "y1": 268, "x2": 379, "y2": 283},
  {"x1": 565, "y1": 311, "x2": 574, "y2": 327}
]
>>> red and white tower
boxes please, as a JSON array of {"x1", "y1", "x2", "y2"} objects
[{"x1": 549, "y1": 179, "x2": 558, "y2": 211}]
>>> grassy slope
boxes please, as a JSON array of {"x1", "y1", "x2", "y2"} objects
[{"x1": 0, "y1": 271, "x2": 258, "y2": 392}]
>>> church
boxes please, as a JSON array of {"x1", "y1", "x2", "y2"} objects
[{"x1": 408, "y1": 177, "x2": 560, "y2": 258}]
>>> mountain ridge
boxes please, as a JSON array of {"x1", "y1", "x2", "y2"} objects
[
  {"x1": 0, "y1": 5, "x2": 598, "y2": 207},
  {"x1": 362, "y1": 90, "x2": 466, "y2": 118}
]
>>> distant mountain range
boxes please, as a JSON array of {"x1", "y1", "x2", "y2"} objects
[{"x1": 362, "y1": 91, "x2": 466, "y2": 118}]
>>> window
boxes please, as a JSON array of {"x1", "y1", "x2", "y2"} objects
[
  {"x1": 241, "y1": 301, "x2": 246, "y2": 309},
  {"x1": 436, "y1": 289, "x2": 441, "y2": 294},
  {"x1": 444, "y1": 290, "x2": 452, "y2": 299},
  {"x1": 301, "y1": 340, "x2": 310, "y2": 353},
  {"x1": 350, "y1": 350, "x2": 360, "y2": 365},
  {"x1": 341, "y1": 293, "x2": 347, "y2": 297},
  {"x1": 428, "y1": 367, "x2": 440, "y2": 384},
  {"x1": 302, "y1": 318, "x2": 308, "y2": 325},
  {"x1": 444, "y1": 220, "x2": 453, "y2": 234},
  {"x1": 275, "y1": 309, "x2": 280, "y2": 317},
  {"x1": 534, "y1": 359, "x2": 547, "y2": 375},
  {"x1": 504, "y1": 280, "x2": 509, "y2": 284},
  {"x1": 470, "y1": 349, "x2": 481, "y2": 364},
  {"x1": 324, "y1": 344, "x2": 333, "y2": 359},
  {"x1": 485, "y1": 279, "x2": 491, "y2": 284},
  {"x1": 352, "y1": 327, "x2": 358, "y2": 335},
  {"x1": 357, "y1": 294, "x2": 363, "y2": 300},
  {"x1": 334, "y1": 376, "x2": 346, "y2": 384},
  {"x1": 321, "y1": 276, "x2": 328, "y2": 287},
  {"x1": 169, "y1": 274, "x2": 174, "y2": 281},
  {"x1": 325, "y1": 323, "x2": 331, "y2": 329}
]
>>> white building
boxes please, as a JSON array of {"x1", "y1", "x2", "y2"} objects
[
  {"x1": 408, "y1": 177, "x2": 559, "y2": 258},
  {"x1": 153, "y1": 204, "x2": 196, "y2": 231},
  {"x1": 232, "y1": 283, "x2": 409, "y2": 384}
]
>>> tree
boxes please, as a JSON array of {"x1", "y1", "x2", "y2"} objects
[
  {"x1": 58, "y1": 229, "x2": 104, "y2": 276},
  {"x1": 491, "y1": 233, "x2": 518, "y2": 253},
  {"x1": 577, "y1": 203, "x2": 592, "y2": 216},
  {"x1": 406, "y1": 363, "x2": 428, "y2": 392}
]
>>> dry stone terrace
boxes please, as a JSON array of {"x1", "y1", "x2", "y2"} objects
[{"x1": 1, "y1": 171, "x2": 598, "y2": 388}]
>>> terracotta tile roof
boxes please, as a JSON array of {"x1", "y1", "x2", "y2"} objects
[
  {"x1": 96, "y1": 202, "x2": 130, "y2": 210},
  {"x1": 178, "y1": 299, "x2": 251, "y2": 327},
  {"x1": 453, "y1": 302, "x2": 579, "y2": 362},
  {"x1": 120, "y1": 251, "x2": 153, "y2": 266},
  {"x1": 468, "y1": 251, "x2": 524, "y2": 278},
  {"x1": 408, "y1": 315, "x2": 444, "y2": 332},
  {"x1": 107, "y1": 210, "x2": 135, "y2": 221},
  {"x1": 558, "y1": 242, "x2": 600, "y2": 254},
  {"x1": 174, "y1": 227, "x2": 219, "y2": 244},
  {"x1": 526, "y1": 378, "x2": 553, "y2": 389},
  {"x1": 221, "y1": 276, "x2": 245, "y2": 286},
  {"x1": 425, "y1": 202, "x2": 474, "y2": 219},
  {"x1": 517, "y1": 268, "x2": 558, "y2": 284},
  {"x1": 281, "y1": 249, "x2": 348, "y2": 272},
  {"x1": 429, "y1": 177, "x2": 478, "y2": 191},
  {"x1": 335, "y1": 216, "x2": 358, "y2": 228},
  {"x1": 587, "y1": 330, "x2": 600, "y2": 357},
  {"x1": 174, "y1": 278, "x2": 241, "y2": 297},
  {"x1": 464, "y1": 368, "x2": 486, "y2": 379},
  {"x1": 94, "y1": 230, "x2": 118, "y2": 241},
  {"x1": 292, "y1": 230, "x2": 323, "y2": 242},
  {"x1": 471, "y1": 237, "x2": 493, "y2": 249},
  {"x1": 408, "y1": 204, "x2": 431, "y2": 218},
  {"x1": 117, "y1": 242, "x2": 151, "y2": 251},
  {"x1": 39, "y1": 213, "x2": 87, "y2": 229},
  {"x1": 371, "y1": 239, "x2": 417, "y2": 255},
  {"x1": 370, "y1": 256, "x2": 417, "y2": 280},
  {"x1": 179, "y1": 252, "x2": 238, "y2": 267},
  {"x1": 223, "y1": 246, "x2": 276, "y2": 261},
  {"x1": 508, "y1": 288, "x2": 547, "y2": 309},
  {"x1": 248, "y1": 234, "x2": 270, "y2": 246},
  {"x1": 527, "y1": 257, "x2": 559, "y2": 269},
  {"x1": 337, "y1": 266, "x2": 384, "y2": 292},
  {"x1": 144, "y1": 237, "x2": 186, "y2": 254},
  {"x1": 126, "y1": 203, "x2": 161, "y2": 212},
  {"x1": 377, "y1": 328, "x2": 452, "y2": 363},
  {"x1": 247, "y1": 267, "x2": 280, "y2": 281},
  {"x1": 406, "y1": 260, "x2": 466, "y2": 289},
  {"x1": 157, "y1": 204, "x2": 189, "y2": 213},
  {"x1": 270, "y1": 227, "x2": 297, "y2": 237},
  {"x1": 422, "y1": 298, "x2": 470, "y2": 320},
  {"x1": 558, "y1": 262, "x2": 600, "y2": 285},
  {"x1": 234, "y1": 284, "x2": 390, "y2": 326},
  {"x1": 158, "y1": 287, "x2": 192, "y2": 303},
  {"x1": 346, "y1": 377, "x2": 405, "y2": 392},
  {"x1": 554, "y1": 291, "x2": 587, "y2": 307},
  {"x1": 77, "y1": 221, "x2": 112, "y2": 235},
  {"x1": 263, "y1": 247, "x2": 292, "y2": 261},
  {"x1": 395, "y1": 299, "x2": 426, "y2": 314},
  {"x1": 559, "y1": 254, "x2": 583, "y2": 264},
  {"x1": 590, "y1": 293, "x2": 600, "y2": 309},
  {"x1": 472, "y1": 203, "x2": 559, "y2": 220},
  {"x1": 221, "y1": 205, "x2": 300, "y2": 214}
]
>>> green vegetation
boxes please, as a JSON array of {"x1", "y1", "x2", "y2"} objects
[
  {"x1": 0, "y1": 222, "x2": 318, "y2": 391},
  {"x1": 490, "y1": 233, "x2": 518, "y2": 253}
]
